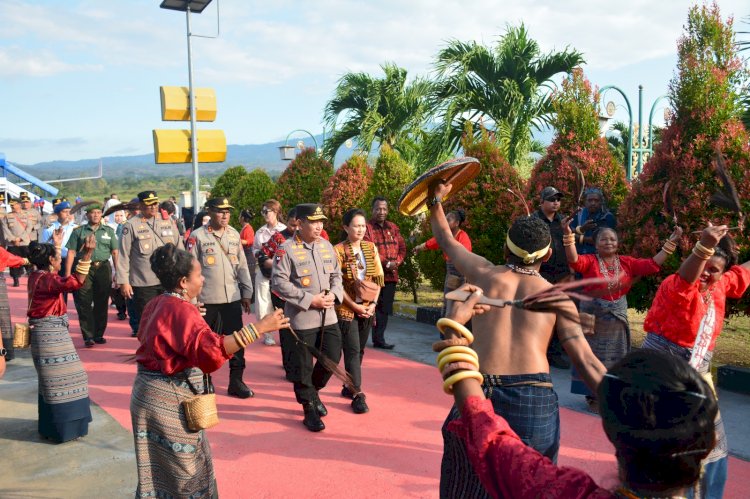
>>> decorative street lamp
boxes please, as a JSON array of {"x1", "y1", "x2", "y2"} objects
[
  {"x1": 159, "y1": 0, "x2": 216, "y2": 209},
  {"x1": 599, "y1": 85, "x2": 669, "y2": 180},
  {"x1": 278, "y1": 129, "x2": 319, "y2": 161}
]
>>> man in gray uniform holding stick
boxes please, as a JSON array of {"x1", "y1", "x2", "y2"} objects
[
  {"x1": 187, "y1": 197, "x2": 255, "y2": 398},
  {"x1": 272, "y1": 203, "x2": 343, "y2": 432}
]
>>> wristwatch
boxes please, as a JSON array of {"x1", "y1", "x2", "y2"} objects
[
  {"x1": 427, "y1": 196, "x2": 442, "y2": 209},
  {"x1": 0, "y1": 348, "x2": 7, "y2": 357}
]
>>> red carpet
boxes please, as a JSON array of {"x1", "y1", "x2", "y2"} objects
[{"x1": 7, "y1": 277, "x2": 750, "y2": 497}]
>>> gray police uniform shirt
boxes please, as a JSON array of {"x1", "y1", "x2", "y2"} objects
[
  {"x1": 116, "y1": 215, "x2": 183, "y2": 287},
  {"x1": 2, "y1": 211, "x2": 33, "y2": 245},
  {"x1": 187, "y1": 225, "x2": 253, "y2": 305},
  {"x1": 24, "y1": 208, "x2": 41, "y2": 242},
  {"x1": 271, "y1": 235, "x2": 343, "y2": 331}
]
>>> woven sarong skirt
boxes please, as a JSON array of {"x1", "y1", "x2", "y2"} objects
[{"x1": 131, "y1": 366, "x2": 217, "y2": 498}]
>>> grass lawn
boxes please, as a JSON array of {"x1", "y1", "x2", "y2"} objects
[{"x1": 396, "y1": 283, "x2": 750, "y2": 368}]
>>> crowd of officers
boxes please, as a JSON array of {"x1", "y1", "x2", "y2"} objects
[{"x1": 1, "y1": 189, "x2": 407, "y2": 432}]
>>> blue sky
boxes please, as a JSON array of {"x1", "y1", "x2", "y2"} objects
[{"x1": 0, "y1": 0, "x2": 747, "y2": 165}]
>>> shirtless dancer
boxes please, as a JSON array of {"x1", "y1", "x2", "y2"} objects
[{"x1": 429, "y1": 183, "x2": 606, "y2": 499}]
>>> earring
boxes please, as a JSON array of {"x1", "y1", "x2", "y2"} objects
[
  {"x1": 181, "y1": 288, "x2": 188, "y2": 296},
  {"x1": 48, "y1": 265, "x2": 54, "y2": 272}
]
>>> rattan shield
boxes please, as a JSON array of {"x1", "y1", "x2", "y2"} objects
[
  {"x1": 398, "y1": 157, "x2": 480, "y2": 216},
  {"x1": 13, "y1": 323, "x2": 30, "y2": 349}
]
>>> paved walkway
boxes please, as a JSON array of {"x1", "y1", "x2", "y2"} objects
[{"x1": 1, "y1": 278, "x2": 749, "y2": 498}]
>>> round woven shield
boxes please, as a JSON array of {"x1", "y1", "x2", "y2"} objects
[{"x1": 398, "y1": 157, "x2": 480, "y2": 216}]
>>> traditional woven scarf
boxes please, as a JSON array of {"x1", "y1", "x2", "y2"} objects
[{"x1": 342, "y1": 241, "x2": 384, "y2": 286}]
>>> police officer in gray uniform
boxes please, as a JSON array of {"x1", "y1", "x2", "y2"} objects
[
  {"x1": 187, "y1": 197, "x2": 254, "y2": 398},
  {"x1": 117, "y1": 191, "x2": 183, "y2": 336},
  {"x1": 272, "y1": 203, "x2": 343, "y2": 432}
]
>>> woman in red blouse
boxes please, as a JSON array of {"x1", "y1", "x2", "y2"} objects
[
  {"x1": 415, "y1": 209, "x2": 472, "y2": 316},
  {"x1": 642, "y1": 224, "x2": 750, "y2": 498},
  {"x1": 131, "y1": 243, "x2": 288, "y2": 499},
  {"x1": 439, "y1": 286, "x2": 717, "y2": 499},
  {"x1": 562, "y1": 218, "x2": 682, "y2": 410},
  {"x1": 0, "y1": 244, "x2": 32, "y2": 363},
  {"x1": 27, "y1": 231, "x2": 96, "y2": 443}
]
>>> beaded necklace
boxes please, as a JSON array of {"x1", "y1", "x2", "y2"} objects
[
  {"x1": 615, "y1": 486, "x2": 687, "y2": 499},
  {"x1": 164, "y1": 291, "x2": 186, "y2": 301},
  {"x1": 596, "y1": 254, "x2": 621, "y2": 295},
  {"x1": 505, "y1": 263, "x2": 542, "y2": 278}
]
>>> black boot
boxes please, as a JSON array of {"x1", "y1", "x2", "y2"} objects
[
  {"x1": 313, "y1": 393, "x2": 327, "y2": 417},
  {"x1": 302, "y1": 403, "x2": 325, "y2": 432},
  {"x1": 12, "y1": 276, "x2": 19, "y2": 287},
  {"x1": 227, "y1": 370, "x2": 254, "y2": 399}
]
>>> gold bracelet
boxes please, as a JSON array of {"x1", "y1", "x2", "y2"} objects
[
  {"x1": 575, "y1": 226, "x2": 583, "y2": 235},
  {"x1": 75, "y1": 264, "x2": 91, "y2": 275},
  {"x1": 443, "y1": 370, "x2": 485, "y2": 394},
  {"x1": 578, "y1": 234, "x2": 584, "y2": 245},
  {"x1": 233, "y1": 331, "x2": 247, "y2": 348},
  {"x1": 246, "y1": 324, "x2": 259, "y2": 342},
  {"x1": 437, "y1": 345, "x2": 479, "y2": 364},
  {"x1": 563, "y1": 241, "x2": 575, "y2": 247},
  {"x1": 663, "y1": 240, "x2": 677, "y2": 250},
  {"x1": 437, "y1": 352, "x2": 480, "y2": 372},
  {"x1": 694, "y1": 241, "x2": 715, "y2": 257},
  {"x1": 661, "y1": 246, "x2": 674, "y2": 255},
  {"x1": 692, "y1": 247, "x2": 711, "y2": 260},
  {"x1": 238, "y1": 327, "x2": 253, "y2": 346},
  {"x1": 562, "y1": 234, "x2": 575, "y2": 245},
  {"x1": 436, "y1": 318, "x2": 474, "y2": 344}
]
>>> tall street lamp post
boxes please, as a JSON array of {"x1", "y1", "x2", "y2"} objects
[{"x1": 160, "y1": 0, "x2": 214, "y2": 209}]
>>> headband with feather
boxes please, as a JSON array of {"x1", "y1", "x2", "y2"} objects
[
  {"x1": 662, "y1": 181, "x2": 678, "y2": 224},
  {"x1": 69, "y1": 200, "x2": 99, "y2": 216},
  {"x1": 103, "y1": 201, "x2": 140, "y2": 218},
  {"x1": 506, "y1": 187, "x2": 530, "y2": 217},
  {"x1": 573, "y1": 164, "x2": 586, "y2": 208}
]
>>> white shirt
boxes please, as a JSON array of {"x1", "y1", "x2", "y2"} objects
[{"x1": 252, "y1": 222, "x2": 287, "y2": 255}]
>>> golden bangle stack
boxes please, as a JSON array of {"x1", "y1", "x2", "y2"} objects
[
  {"x1": 233, "y1": 323, "x2": 260, "y2": 348},
  {"x1": 436, "y1": 318, "x2": 474, "y2": 343},
  {"x1": 692, "y1": 241, "x2": 715, "y2": 261},
  {"x1": 21, "y1": 258, "x2": 30, "y2": 266},
  {"x1": 75, "y1": 259, "x2": 92, "y2": 276},
  {"x1": 434, "y1": 318, "x2": 483, "y2": 394},
  {"x1": 562, "y1": 234, "x2": 576, "y2": 247},
  {"x1": 575, "y1": 226, "x2": 583, "y2": 235},
  {"x1": 662, "y1": 240, "x2": 677, "y2": 255}
]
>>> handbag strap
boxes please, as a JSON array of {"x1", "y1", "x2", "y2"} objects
[
  {"x1": 344, "y1": 241, "x2": 363, "y2": 282},
  {"x1": 184, "y1": 372, "x2": 214, "y2": 395}
]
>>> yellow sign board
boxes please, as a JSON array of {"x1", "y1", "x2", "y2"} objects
[
  {"x1": 160, "y1": 86, "x2": 217, "y2": 122},
  {"x1": 152, "y1": 129, "x2": 227, "y2": 163}
]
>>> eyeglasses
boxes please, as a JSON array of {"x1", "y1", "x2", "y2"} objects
[{"x1": 261, "y1": 208, "x2": 273, "y2": 215}]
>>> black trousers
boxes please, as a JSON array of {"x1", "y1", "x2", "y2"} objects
[
  {"x1": 133, "y1": 285, "x2": 163, "y2": 322},
  {"x1": 338, "y1": 315, "x2": 373, "y2": 392},
  {"x1": 204, "y1": 301, "x2": 245, "y2": 371},
  {"x1": 7, "y1": 245, "x2": 30, "y2": 279},
  {"x1": 111, "y1": 286, "x2": 126, "y2": 314},
  {"x1": 292, "y1": 323, "x2": 341, "y2": 405},
  {"x1": 271, "y1": 293, "x2": 297, "y2": 379},
  {"x1": 372, "y1": 281, "x2": 396, "y2": 345},
  {"x1": 73, "y1": 262, "x2": 111, "y2": 340}
]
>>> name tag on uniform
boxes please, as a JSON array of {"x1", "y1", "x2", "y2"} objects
[
  {"x1": 101, "y1": 234, "x2": 111, "y2": 240},
  {"x1": 162, "y1": 230, "x2": 173, "y2": 237}
]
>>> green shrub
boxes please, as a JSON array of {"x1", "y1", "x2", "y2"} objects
[
  {"x1": 275, "y1": 148, "x2": 334, "y2": 210},
  {"x1": 211, "y1": 166, "x2": 248, "y2": 199},
  {"x1": 229, "y1": 169, "x2": 276, "y2": 229}
]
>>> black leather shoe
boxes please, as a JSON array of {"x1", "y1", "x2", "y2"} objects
[
  {"x1": 117, "y1": 312, "x2": 127, "y2": 321},
  {"x1": 303, "y1": 403, "x2": 325, "y2": 432},
  {"x1": 93, "y1": 338, "x2": 107, "y2": 344},
  {"x1": 12, "y1": 277, "x2": 19, "y2": 287},
  {"x1": 313, "y1": 397, "x2": 328, "y2": 417},
  {"x1": 341, "y1": 385, "x2": 354, "y2": 399},
  {"x1": 373, "y1": 342, "x2": 395, "y2": 350},
  {"x1": 84, "y1": 340, "x2": 95, "y2": 348},
  {"x1": 131, "y1": 331, "x2": 138, "y2": 338},
  {"x1": 227, "y1": 376, "x2": 254, "y2": 399},
  {"x1": 351, "y1": 393, "x2": 369, "y2": 414}
]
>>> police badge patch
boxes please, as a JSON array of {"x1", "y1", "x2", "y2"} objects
[
  {"x1": 186, "y1": 237, "x2": 196, "y2": 251},
  {"x1": 275, "y1": 249, "x2": 285, "y2": 262}
]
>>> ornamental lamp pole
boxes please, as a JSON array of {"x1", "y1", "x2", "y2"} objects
[
  {"x1": 278, "y1": 129, "x2": 319, "y2": 161},
  {"x1": 159, "y1": 0, "x2": 214, "y2": 210}
]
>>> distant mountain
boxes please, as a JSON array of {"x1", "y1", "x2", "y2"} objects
[
  {"x1": 14, "y1": 135, "x2": 342, "y2": 181},
  {"x1": 13, "y1": 127, "x2": 556, "y2": 182}
]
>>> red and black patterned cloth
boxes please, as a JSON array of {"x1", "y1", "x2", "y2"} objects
[{"x1": 365, "y1": 219, "x2": 406, "y2": 283}]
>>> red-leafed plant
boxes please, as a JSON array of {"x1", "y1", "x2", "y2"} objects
[
  {"x1": 526, "y1": 68, "x2": 629, "y2": 215},
  {"x1": 618, "y1": 2, "x2": 750, "y2": 311},
  {"x1": 321, "y1": 155, "x2": 374, "y2": 243}
]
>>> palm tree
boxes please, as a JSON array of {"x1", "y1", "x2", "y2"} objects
[
  {"x1": 424, "y1": 24, "x2": 583, "y2": 168},
  {"x1": 322, "y1": 63, "x2": 432, "y2": 162}
]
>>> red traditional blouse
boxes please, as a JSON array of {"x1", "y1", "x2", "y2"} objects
[
  {"x1": 240, "y1": 224, "x2": 255, "y2": 249},
  {"x1": 449, "y1": 396, "x2": 613, "y2": 498},
  {"x1": 135, "y1": 294, "x2": 231, "y2": 375},
  {"x1": 27, "y1": 271, "x2": 84, "y2": 318},
  {"x1": 569, "y1": 254, "x2": 660, "y2": 301},
  {"x1": 424, "y1": 229, "x2": 472, "y2": 262},
  {"x1": 0, "y1": 246, "x2": 25, "y2": 272},
  {"x1": 643, "y1": 266, "x2": 750, "y2": 351}
]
